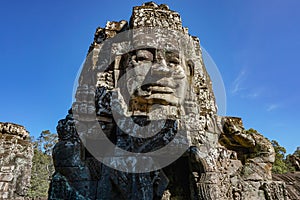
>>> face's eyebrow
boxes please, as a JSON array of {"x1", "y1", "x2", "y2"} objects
[
  {"x1": 165, "y1": 51, "x2": 180, "y2": 62},
  {"x1": 165, "y1": 50, "x2": 179, "y2": 57},
  {"x1": 136, "y1": 49, "x2": 154, "y2": 61},
  {"x1": 136, "y1": 48, "x2": 155, "y2": 55}
]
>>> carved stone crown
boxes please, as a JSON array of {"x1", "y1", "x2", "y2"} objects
[
  {"x1": 130, "y1": 2, "x2": 183, "y2": 30},
  {"x1": 0, "y1": 122, "x2": 29, "y2": 139}
]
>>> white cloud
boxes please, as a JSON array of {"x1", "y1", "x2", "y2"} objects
[
  {"x1": 247, "y1": 92, "x2": 260, "y2": 98},
  {"x1": 245, "y1": 88, "x2": 265, "y2": 99},
  {"x1": 266, "y1": 104, "x2": 279, "y2": 112},
  {"x1": 231, "y1": 69, "x2": 246, "y2": 94}
]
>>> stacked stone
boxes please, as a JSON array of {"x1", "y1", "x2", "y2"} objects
[
  {"x1": 0, "y1": 122, "x2": 33, "y2": 199},
  {"x1": 130, "y1": 2, "x2": 182, "y2": 30},
  {"x1": 49, "y1": 2, "x2": 288, "y2": 199}
]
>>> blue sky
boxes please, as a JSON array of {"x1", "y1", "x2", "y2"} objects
[{"x1": 1, "y1": 0, "x2": 299, "y2": 154}]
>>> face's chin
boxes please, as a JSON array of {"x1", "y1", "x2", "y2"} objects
[{"x1": 129, "y1": 93, "x2": 183, "y2": 119}]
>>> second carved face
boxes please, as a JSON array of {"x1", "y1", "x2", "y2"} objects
[{"x1": 122, "y1": 48, "x2": 192, "y2": 113}]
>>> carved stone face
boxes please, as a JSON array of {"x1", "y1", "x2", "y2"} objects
[{"x1": 123, "y1": 48, "x2": 190, "y2": 113}]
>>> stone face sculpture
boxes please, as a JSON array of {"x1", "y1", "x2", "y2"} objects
[
  {"x1": 49, "y1": 2, "x2": 287, "y2": 199},
  {"x1": 0, "y1": 122, "x2": 33, "y2": 199}
]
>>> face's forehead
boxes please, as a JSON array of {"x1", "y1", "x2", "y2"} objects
[
  {"x1": 132, "y1": 29, "x2": 184, "y2": 53},
  {"x1": 109, "y1": 28, "x2": 195, "y2": 61}
]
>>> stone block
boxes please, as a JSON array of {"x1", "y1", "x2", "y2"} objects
[
  {"x1": 0, "y1": 172, "x2": 13, "y2": 182},
  {"x1": 0, "y1": 182, "x2": 9, "y2": 191},
  {"x1": 55, "y1": 166, "x2": 91, "y2": 181},
  {"x1": 1, "y1": 192, "x2": 8, "y2": 199},
  {"x1": 0, "y1": 165, "x2": 15, "y2": 173},
  {"x1": 0, "y1": 122, "x2": 33, "y2": 199}
]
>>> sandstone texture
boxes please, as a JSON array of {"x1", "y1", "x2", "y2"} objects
[
  {"x1": 273, "y1": 172, "x2": 300, "y2": 200},
  {"x1": 49, "y1": 2, "x2": 288, "y2": 199},
  {"x1": 0, "y1": 122, "x2": 33, "y2": 199}
]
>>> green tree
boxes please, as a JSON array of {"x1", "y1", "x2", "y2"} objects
[
  {"x1": 27, "y1": 130, "x2": 58, "y2": 198},
  {"x1": 271, "y1": 140, "x2": 295, "y2": 174},
  {"x1": 36, "y1": 130, "x2": 58, "y2": 155}
]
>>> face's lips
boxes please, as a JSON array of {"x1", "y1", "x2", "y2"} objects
[
  {"x1": 148, "y1": 86, "x2": 174, "y2": 94},
  {"x1": 140, "y1": 83, "x2": 175, "y2": 95},
  {"x1": 132, "y1": 84, "x2": 180, "y2": 106}
]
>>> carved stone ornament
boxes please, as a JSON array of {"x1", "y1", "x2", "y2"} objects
[
  {"x1": 49, "y1": 2, "x2": 288, "y2": 200},
  {"x1": 0, "y1": 122, "x2": 33, "y2": 199}
]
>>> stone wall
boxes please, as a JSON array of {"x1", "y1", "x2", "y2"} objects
[{"x1": 0, "y1": 122, "x2": 33, "y2": 199}]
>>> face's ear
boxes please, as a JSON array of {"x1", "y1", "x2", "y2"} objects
[{"x1": 186, "y1": 60, "x2": 195, "y2": 77}]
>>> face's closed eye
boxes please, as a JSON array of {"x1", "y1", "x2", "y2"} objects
[
  {"x1": 164, "y1": 51, "x2": 180, "y2": 68},
  {"x1": 136, "y1": 49, "x2": 154, "y2": 62},
  {"x1": 135, "y1": 49, "x2": 181, "y2": 66}
]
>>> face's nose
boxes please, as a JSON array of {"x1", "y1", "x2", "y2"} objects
[{"x1": 150, "y1": 50, "x2": 172, "y2": 76}]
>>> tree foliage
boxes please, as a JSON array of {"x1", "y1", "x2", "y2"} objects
[
  {"x1": 35, "y1": 130, "x2": 58, "y2": 155},
  {"x1": 27, "y1": 130, "x2": 58, "y2": 198},
  {"x1": 271, "y1": 140, "x2": 295, "y2": 174}
]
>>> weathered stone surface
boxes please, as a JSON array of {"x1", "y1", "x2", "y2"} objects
[
  {"x1": 273, "y1": 172, "x2": 300, "y2": 200},
  {"x1": 271, "y1": 153, "x2": 300, "y2": 200},
  {"x1": 49, "y1": 2, "x2": 288, "y2": 199},
  {"x1": 0, "y1": 122, "x2": 33, "y2": 199},
  {"x1": 289, "y1": 155, "x2": 300, "y2": 171},
  {"x1": 220, "y1": 117, "x2": 275, "y2": 181}
]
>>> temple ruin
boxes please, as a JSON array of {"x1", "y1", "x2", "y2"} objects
[
  {"x1": 0, "y1": 122, "x2": 33, "y2": 199},
  {"x1": 49, "y1": 2, "x2": 288, "y2": 199}
]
